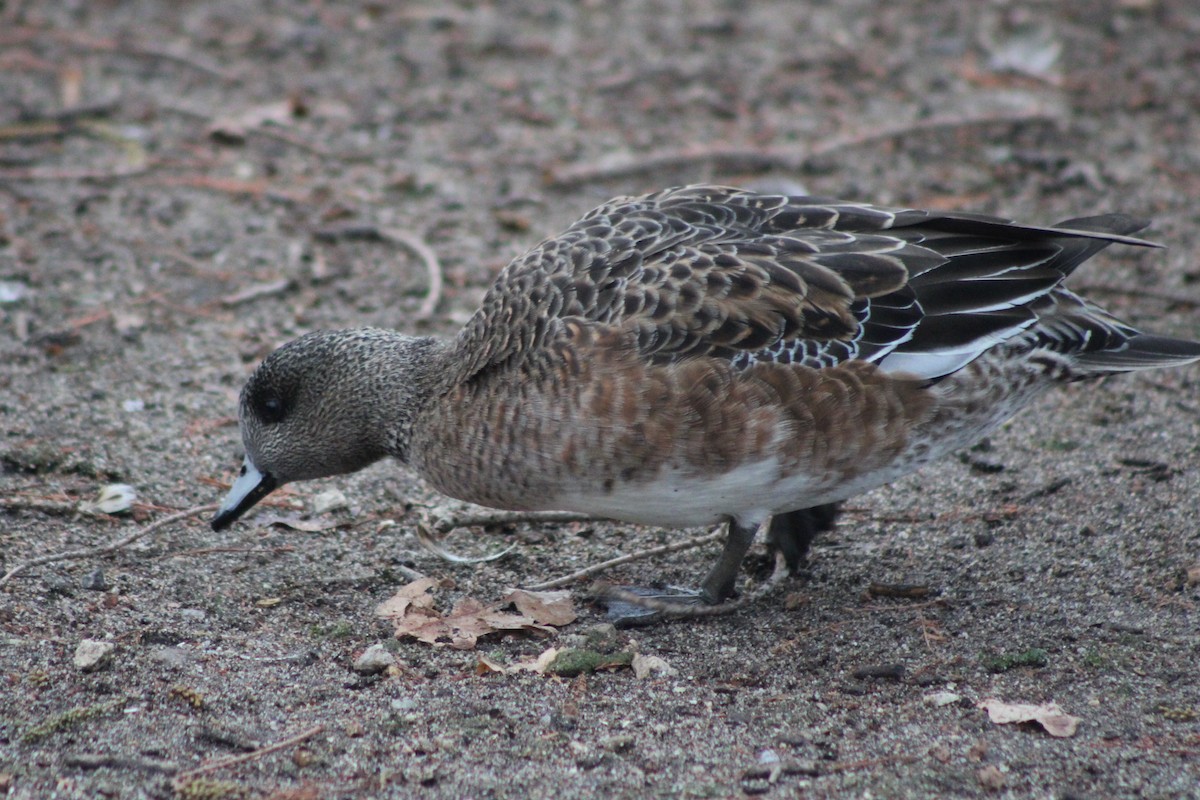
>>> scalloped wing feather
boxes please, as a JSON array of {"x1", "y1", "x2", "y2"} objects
[{"x1": 454, "y1": 185, "x2": 1180, "y2": 384}]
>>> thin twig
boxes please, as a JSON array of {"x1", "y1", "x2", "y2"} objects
[
  {"x1": 381, "y1": 228, "x2": 444, "y2": 320},
  {"x1": 0, "y1": 165, "x2": 151, "y2": 182},
  {"x1": 0, "y1": 503, "x2": 218, "y2": 589},
  {"x1": 0, "y1": 26, "x2": 232, "y2": 81},
  {"x1": 825, "y1": 751, "x2": 922, "y2": 773},
  {"x1": 546, "y1": 108, "x2": 1061, "y2": 187},
  {"x1": 0, "y1": 496, "x2": 102, "y2": 517},
  {"x1": 524, "y1": 528, "x2": 724, "y2": 590},
  {"x1": 63, "y1": 753, "x2": 179, "y2": 773},
  {"x1": 171, "y1": 724, "x2": 324, "y2": 787}
]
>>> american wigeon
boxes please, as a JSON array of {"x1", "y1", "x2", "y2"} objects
[{"x1": 212, "y1": 185, "x2": 1200, "y2": 621}]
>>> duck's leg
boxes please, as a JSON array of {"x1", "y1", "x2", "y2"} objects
[
  {"x1": 603, "y1": 518, "x2": 759, "y2": 627},
  {"x1": 764, "y1": 502, "x2": 840, "y2": 572},
  {"x1": 698, "y1": 518, "x2": 758, "y2": 603}
]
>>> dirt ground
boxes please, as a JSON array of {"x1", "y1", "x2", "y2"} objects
[{"x1": 2, "y1": 1, "x2": 1200, "y2": 798}]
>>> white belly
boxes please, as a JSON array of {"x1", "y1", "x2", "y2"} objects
[{"x1": 545, "y1": 456, "x2": 920, "y2": 530}]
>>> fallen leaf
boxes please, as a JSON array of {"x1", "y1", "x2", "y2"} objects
[
  {"x1": 377, "y1": 580, "x2": 574, "y2": 649},
  {"x1": 374, "y1": 577, "x2": 445, "y2": 619},
  {"x1": 209, "y1": 99, "x2": 297, "y2": 142},
  {"x1": 979, "y1": 698, "x2": 1081, "y2": 737},
  {"x1": 476, "y1": 653, "x2": 509, "y2": 675},
  {"x1": 502, "y1": 588, "x2": 577, "y2": 626},
  {"x1": 255, "y1": 514, "x2": 347, "y2": 532},
  {"x1": 478, "y1": 646, "x2": 564, "y2": 675}
]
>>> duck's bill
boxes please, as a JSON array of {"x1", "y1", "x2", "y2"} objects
[{"x1": 211, "y1": 456, "x2": 278, "y2": 531}]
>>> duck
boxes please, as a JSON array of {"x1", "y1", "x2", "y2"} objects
[{"x1": 211, "y1": 184, "x2": 1200, "y2": 623}]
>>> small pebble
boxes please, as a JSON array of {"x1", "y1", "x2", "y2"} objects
[
  {"x1": 631, "y1": 653, "x2": 677, "y2": 679},
  {"x1": 82, "y1": 569, "x2": 110, "y2": 592},
  {"x1": 74, "y1": 639, "x2": 115, "y2": 672},
  {"x1": 852, "y1": 663, "x2": 905, "y2": 680},
  {"x1": 974, "y1": 531, "x2": 995, "y2": 547},
  {"x1": 579, "y1": 622, "x2": 619, "y2": 651},
  {"x1": 311, "y1": 488, "x2": 349, "y2": 515},
  {"x1": 926, "y1": 691, "x2": 963, "y2": 707},
  {"x1": 149, "y1": 646, "x2": 192, "y2": 670},
  {"x1": 353, "y1": 643, "x2": 396, "y2": 674},
  {"x1": 977, "y1": 764, "x2": 1006, "y2": 790},
  {"x1": 600, "y1": 734, "x2": 635, "y2": 753},
  {"x1": 43, "y1": 573, "x2": 75, "y2": 596}
]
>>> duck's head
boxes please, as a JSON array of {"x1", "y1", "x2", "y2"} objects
[{"x1": 210, "y1": 328, "x2": 433, "y2": 531}]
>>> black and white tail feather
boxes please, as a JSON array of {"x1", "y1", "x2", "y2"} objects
[{"x1": 711, "y1": 193, "x2": 1200, "y2": 382}]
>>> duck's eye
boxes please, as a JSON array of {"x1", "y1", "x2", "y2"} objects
[{"x1": 256, "y1": 394, "x2": 287, "y2": 424}]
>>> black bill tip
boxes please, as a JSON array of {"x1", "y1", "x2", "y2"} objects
[{"x1": 211, "y1": 457, "x2": 278, "y2": 531}]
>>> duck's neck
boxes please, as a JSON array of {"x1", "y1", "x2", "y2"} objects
[{"x1": 368, "y1": 332, "x2": 456, "y2": 464}]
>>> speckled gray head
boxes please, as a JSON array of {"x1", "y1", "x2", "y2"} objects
[{"x1": 211, "y1": 328, "x2": 441, "y2": 531}]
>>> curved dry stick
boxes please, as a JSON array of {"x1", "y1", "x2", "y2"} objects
[
  {"x1": 524, "y1": 528, "x2": 725, "y2": 591},
  {"x1": 382, "y1": 227, "x2": 444, "y2": 320},
  {"x1": 171, "y1": 724, "x2": 324, "y2": 787},
  {"x1": 0, "y1": 503, "x2": 218, "y2": 589}
]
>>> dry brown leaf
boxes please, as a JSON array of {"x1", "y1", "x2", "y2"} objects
[
  {"x1": 476, "y1": 653, "x2": 508, "y2": 675},
  {"x1": 502, "y1": 588, "x2": 577, "y2": 626},
  {"x1": 209, "y1": 99, "x2": 296, "y2": 141},
  {"x1": 478, "y1": 647, "x2": 563, "y2": 675},
  {"x1": 253, "y1": 514, "x2": 345, "y2": 532},
  {"x1": 374, "y1": 577, "x2": 444, "y2": 619},
  {"x1": 978, "y1": 698, "x2": 1081, "y2": 738},
  {"x1": 378, "y1": 580, "x2": 574, "y2": 649}
]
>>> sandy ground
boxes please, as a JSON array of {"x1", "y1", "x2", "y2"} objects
[{"x1": 2, "y1": 1, "x2": 1200, "y2": 798}]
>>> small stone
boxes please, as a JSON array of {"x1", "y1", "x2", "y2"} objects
[
  {"x1": 599, "y1": 734, "x2": 635, "y2": 753},
  {"x1": 43, "y1": 573, "x2": 74, "y2": 596},
  {"x1": 149, "y1": 646, "x2": 191, "y2": 670},
  {"x1": 579, "y1": 623, "x2": 619, "y2": 651},
  {"x1": 974, "y1": 531, "x2": 995, "y2": 547},
  {"x1": 977, "y1": 764, "x2": 1006, "y2": 790},
  {"x1": 631, "y1": 653, "x2": 677, "y2": 679},
  {"x1": 569, "y1": 742, "x2": 605, "y2": 770},
  {"x1": 86, "y1": 483, "x2": 137, "y2": 514},
  {"x1": 179, "y1": 608, "x2": 207, "y2": 622},
  {"x1": 926, "y1": 691, "x2": 963, "y2": 707},
  {"x1": 353, "y1": 643, "x2": 396, "y2": 674},
  {"x1": 82, "y1": 569, "x2": 110, "y2": 592},
  {"x1": 852, "y1": 663, "x2": 905, "y2": 680},
  {"x1": 74, "y1": 639, "x2": 115, "y2": 672},
  {"x1": 311, "y1": 488, "x2": 349, "y2": 516}
]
